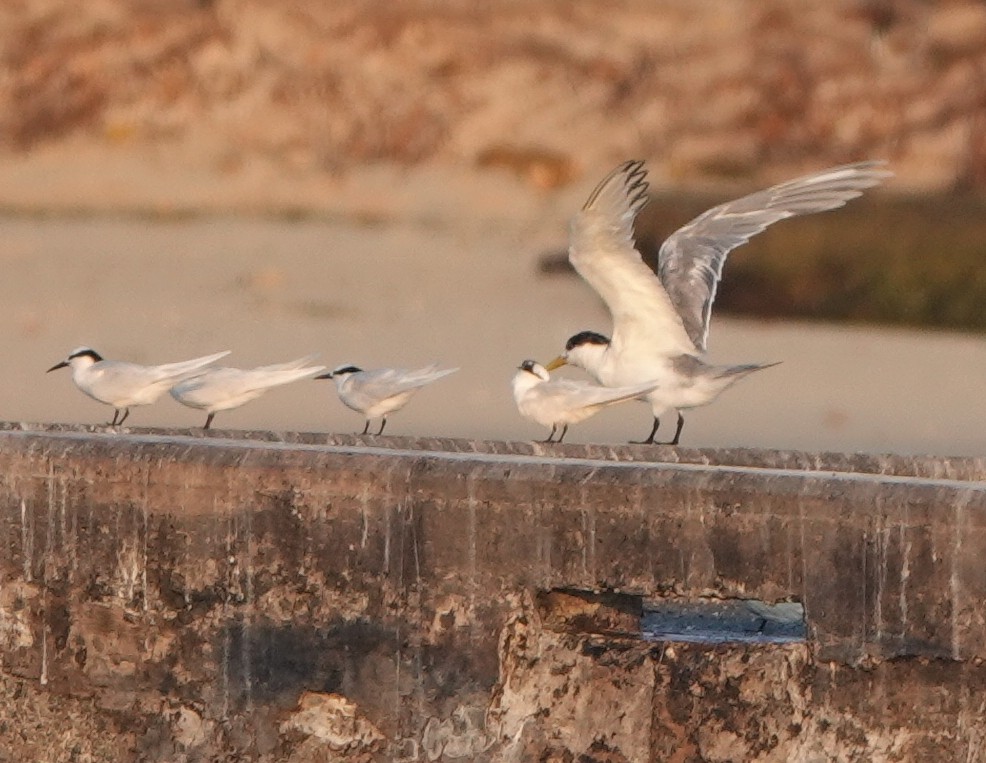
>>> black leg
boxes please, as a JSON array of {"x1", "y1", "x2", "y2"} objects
[
  {"x1": 361, "y1": 420, "x2": 370, "y2": 435},
  {"x1": 377, "y1": 418, "x2": 387, "y2": 436},
  {"x1": 667, "y1": 412, "x2": 684, "y2": 445},
  {"x1": 540, "y1": 424, "x2": 557, "y2": 443},
  {"x1": 109, "y1": 409, "x2": 120, "y2": 426},
  {"x1": 118, "y1": 408, "x2": 130, "y2": 426},
  {"x1": 630, "y1": 416, "x2": 660, "y2": 445},
  {"x1": 204, "y1": 413, "x2": 215, "y2": 430},
  {"x1": 556, "y1": 424, "x2": 569, "y2": 443}
]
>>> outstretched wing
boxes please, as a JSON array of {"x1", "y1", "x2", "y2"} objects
[
  {"x1": 568, "y1": 161, "x2": 695, "y2": 359},
  {"x1": 658, "y1": 161, "x2": 892, "y2": 352}
]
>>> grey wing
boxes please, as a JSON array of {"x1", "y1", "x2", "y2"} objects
[
  {"x1": 170, "y1": 373, "x2": 211, "y2": 396},
  {"x1": 97, "y1": 362, "x2": 158, "y2": 389},
  {"x1": 550, "y1": 378, "x2": 656, "y2": 409},
  {"x1": 170, "y1": 368, "x2": 244, "y2": 402},
  {"x1": 347, "y1": 369, "x2": 402, "y2": 401},
  {"x1": 353, "y1": 367, "x2": 452, "y2": 399},
  {"x1": 150, "y1": 351, "x2": 232, "y2": 380},
  {"x1": 233, "y1": 363, "x2": 326, "y2": 391},
  {"x1": 569, "y1": 161, "x2": 695, "y2": 357},
  {"x1": 86, "y1": 362, "x2": 165, "y2": 400},
  {"x1": 398, "y1": 365, "x2": 458, "y2": 387},
  {"x1": 250, "y1": 355, "x2": 321, "y2": 374},
  {"x1": 658, "y1": 161, "x2": 892, "y2": 352},
  {"x1": 526, "y1": 380, "x2": 604, "y2": 421}
]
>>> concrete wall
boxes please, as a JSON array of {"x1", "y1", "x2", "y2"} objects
[{"x1": 0, "y1": 424, "x2": 983, "y2": 762}]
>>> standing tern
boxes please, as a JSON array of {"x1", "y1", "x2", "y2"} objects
[
  {"x1": 547, "y1": 160, "x2": 892, "y2": 444},
  {"x1": 170, "y1": 355, "x2": 326, "y2": 429},
  {"x1": 512, "y1": 360, "x2": 660, "y2": 443},
  {"x1": 47, "y1": 346, "x2": 230, "y2": 426},
  {"x1": 315, "y1": 363, "x2": 458, "y2": 435}
]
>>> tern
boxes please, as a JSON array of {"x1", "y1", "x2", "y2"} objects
[
  {"x1": 170, "y1": 355, "x2": 326, "y2": 429},
  {"x1": 512, "y1": 360, "x2": 660, "y2": 443},
  {"x1": 547, "y1": 160, "x2": 891, "y2": 444},
  {"x1": 47, "y1": 346, "x2": 230, "y2": 426},
  {"x1": 315, "y1": 363, "x2": 458, "y2": 435}
]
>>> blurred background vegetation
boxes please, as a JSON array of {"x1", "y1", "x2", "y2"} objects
[
  {"x1": 643, "y1": 193, "x2": 986, "y2": 332},
  {"x1": 538, "y1": 191, "x2": 986, "y2": 331}
]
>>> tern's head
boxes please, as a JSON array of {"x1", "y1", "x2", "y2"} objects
[
  {"x1": 47, "y1": 346, "x2": 104, "y2": 373},
  {"x1": 517, "y1": 359, "x2": 550, "y2": 382},
  {"x1": 545, "y1": 331, "x2": 610, "y2": 373},
  {"x1": 314, "y1": 364, "x2": 363, "y2": 381}
]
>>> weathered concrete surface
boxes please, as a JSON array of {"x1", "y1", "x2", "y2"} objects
[{"x1": 0, "y1": 424, "x2": 983, "y2": 761}]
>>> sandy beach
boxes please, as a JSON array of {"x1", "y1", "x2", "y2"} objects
[
  {"x1": 2, "y1": 160, "x2": 982, "y2": 457},
  {"x1": 1, "y1": 0, "x2": 984, "y2": 457}
]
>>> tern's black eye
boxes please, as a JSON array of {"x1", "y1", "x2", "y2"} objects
[
  {"x1": 520, "y1": 360, "x2": 536, "y2": 372},
  {"x1": 332, "y1": 365, "x2": 363, "y2": 375},
  {"x1": 565, "y1": 331, "x2": 610, "y2": 351}
]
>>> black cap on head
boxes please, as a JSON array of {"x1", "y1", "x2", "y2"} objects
[
  {"x1": 315, "y1": 364, "x2": 363, "y2": 380},
  {"x1": 48, "y1": 347, "x2": 103, "y2": 373},
  {"x1": 68, "y1": 348, "x2": 104, "y2": 362},
  {"x1": 519, "y1": 360, "x2": 538, "y2": 373},
  {"x1": 565, "y1": 331, "x2": 610, "y2": 351}
]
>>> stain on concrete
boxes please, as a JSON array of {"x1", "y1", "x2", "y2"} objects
[{"x1": 0, "y1": 425, "x2": 984, "y2": 760}]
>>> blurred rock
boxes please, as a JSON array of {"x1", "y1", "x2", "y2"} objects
[
  {"x1": 927, "y1": 3, "x2": 986, "y2": 57},
  {"x1": 280, "y1": 692, "x2": 384, "y2": 753},
  {"x1": 0, "y1": 0, "x2": 984, "y2": 192},
  {"x1": 669, "y1": 130, "x2": 762, "y2": 178},
  {"x1": 172, "y1": 706, "x2": 211, "y2": 751},
  {"x1": 475, "y1": 145, "x2": 579, "y2": 189}
]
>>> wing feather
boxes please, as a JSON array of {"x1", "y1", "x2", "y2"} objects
[
  {"x1": 568, "y1": 161, "x2": 694, "y2": 358},
  {"x1": 549, "y1": 378, "x2": 657, "y2": 408},
  {"x1": 354, "y1": 366, "x2": 457, "y2": 399},
  {"x1": 658, "y1": 161, "x2": 892, "y2": 351}
]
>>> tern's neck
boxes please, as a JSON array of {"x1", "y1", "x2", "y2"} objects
[
  {"x1": 69, "y1": 357, "x2": 97, "y2": 380},
  {"x1": 511, "y1": 370, "x2": 542, "y2": 400},
  {"x1": 567, "y1": 343, "x2": 608, "y2": 380}
]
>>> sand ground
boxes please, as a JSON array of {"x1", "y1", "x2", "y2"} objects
[{"x1": 2, "y1": 159, "x2": 982, "y2": 457}]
